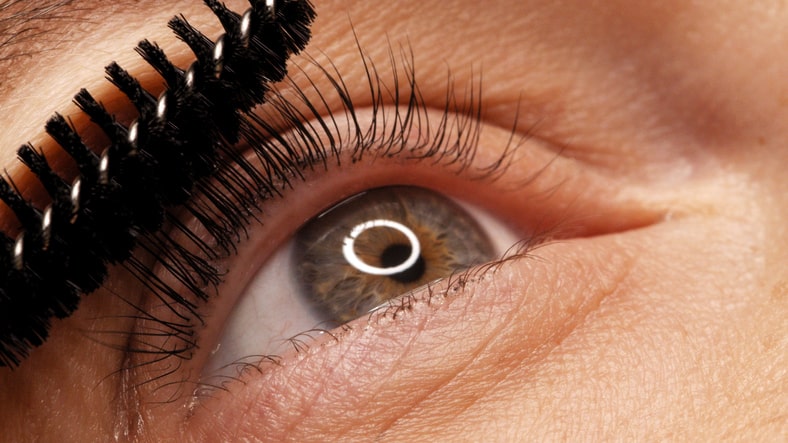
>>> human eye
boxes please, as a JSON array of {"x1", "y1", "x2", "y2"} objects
[{"x1": 113, "y1": 39, "x2": 662, "y2": 436}]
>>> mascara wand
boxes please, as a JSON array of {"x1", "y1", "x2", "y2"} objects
[{"x1": 0, "y1": 0, "x2": 316, "y2": 367}]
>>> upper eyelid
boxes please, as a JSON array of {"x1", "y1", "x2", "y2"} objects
[{"x1": 127, "y1": 103, "x2": 527, "y2": 402}]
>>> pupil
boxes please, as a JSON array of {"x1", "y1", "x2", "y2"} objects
[{"x1": 380, "y1": 243, "x2": 426, "y2": 283}]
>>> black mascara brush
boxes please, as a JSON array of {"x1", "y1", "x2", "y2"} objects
[{"x1": 0, "y1": 0, "x2": 316, "y2": 368}]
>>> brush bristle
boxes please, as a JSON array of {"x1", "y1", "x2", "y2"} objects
[{"x1": 0, "y1": 0, "x2": 316, "y2": 368}]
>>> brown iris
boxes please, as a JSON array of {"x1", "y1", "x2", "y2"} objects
[{"x1": 294, "y1": 187, "x2": 494, "y2": 323}]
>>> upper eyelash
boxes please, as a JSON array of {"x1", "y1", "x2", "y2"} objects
[
  {"x1": 120, "y1": 42, "x2": 520, "y2": 380},
  {"x1": 0, "y1": 0, "x2": 316, "y2": 368},
  {"x1": 0, "y1": 2, "x2": 521, "y2": 376}
]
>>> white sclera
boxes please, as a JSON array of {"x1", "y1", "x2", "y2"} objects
[
  {"x1": 203, "y1": 243, "x2": 335, "y2": 378},
  {"x1": 342, "y1": 219, "x2": 421, "y2": 276}
]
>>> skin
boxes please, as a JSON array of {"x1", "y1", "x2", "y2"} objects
[{"x1": 0, "y1": 0, "x2": 786, "y2": 441}]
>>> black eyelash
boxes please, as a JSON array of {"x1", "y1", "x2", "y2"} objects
[
  {"x1": 126, "y1": 43, "x2": 516, "y2": 390},
  {"x1": 0, "y1": 0, "x2": 316, "y2": 368}
]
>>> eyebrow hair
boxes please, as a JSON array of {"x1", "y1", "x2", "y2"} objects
[
  {"x1": 0, "y1": 0, "x2": 173, "y2": 99},
  {"x1": 0, "y1": 0, "x2": 86, "y2": 62}
]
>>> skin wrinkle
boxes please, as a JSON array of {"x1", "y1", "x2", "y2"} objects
[
  {"x1": 377, "y1": 291, "x2": 484, "y2": 401},
  {"x1": 380, "y1": 246, "x2": 632, "y2": 439},
  {"x1": 540, "y1": 225, "x2": 756, "y2": 435},
  {"x1": 381, "y1": 314, "x2": 512, "y2": 434},
  {"x1": 319, "y1": 318, "x2": 428, "y2": 437},
  {"x1": 373, "y1": 282, "x2": 510, "y2": 436},
  {"x1": 280, "y1": 344, "x2": 343, "y2": 437},
  {"x1": 309, "y1": 323, "x2": 428, "y2": 437}
]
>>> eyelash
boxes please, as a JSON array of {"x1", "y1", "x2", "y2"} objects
[{"x1": 115, "y1": 43, "x2": 522, "y2": 381}]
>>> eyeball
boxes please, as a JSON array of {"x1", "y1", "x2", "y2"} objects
[
  {"x1": 204, "y1": 186, "x2": 519, "y2": 377},
  {"x1": 294, "y1": 186, "x2": 496, "y2": 323}
]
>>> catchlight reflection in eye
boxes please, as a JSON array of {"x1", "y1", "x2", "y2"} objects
[
  {"x1": 295, "y1": 186, "x2": 495, "y2": 323},
  {"x1": 204, "y1": 186, "x2": 518, "y2": 376}
]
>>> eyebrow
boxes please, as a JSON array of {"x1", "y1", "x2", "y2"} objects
[
  {"x1": 0, "y1": 0, "x2": 170, "y2": 63},
  {"x1": 0, "y1": 0, "x2": 175, "y2": 102},
  {"x1": 0, "y1": 0, "x2": 88, "y2": 62}
]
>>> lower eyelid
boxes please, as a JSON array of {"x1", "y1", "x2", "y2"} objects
[{"x1": 185, "y1": 236, "x2": 635, "y2": 440}]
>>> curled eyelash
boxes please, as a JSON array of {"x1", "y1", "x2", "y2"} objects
[
  {"x1": 72, "y1": 35, "x2": 534, "y2": 410},
  {"x1": 124, "y1": 42, "x2": 524, "y2": 366},
  {"x1": 0, "y1": 0, "x2": 316, "y2": 368}
]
